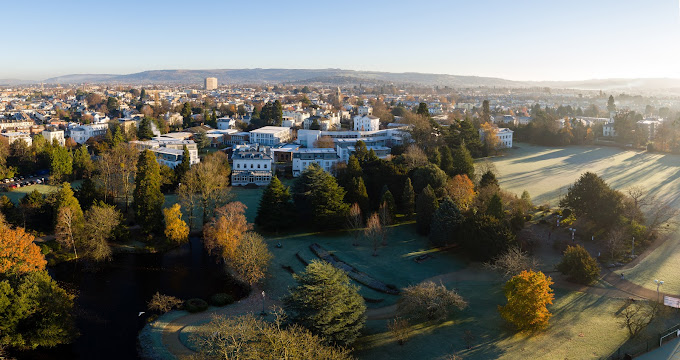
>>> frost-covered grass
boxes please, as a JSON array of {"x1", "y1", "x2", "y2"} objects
[{"x1": 491, "y1": 143, "x2": 680, "y2": 295}]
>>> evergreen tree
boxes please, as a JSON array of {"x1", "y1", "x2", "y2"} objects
[
  {"x1": 354, "y1": 140, "x2": 369, "y2": 163},
  {"x1": 138, "y1": 117, "x2": 154, "y2": 140},
  {"x1": 73, "y1": 146, "x2": 93, "y2": 179},
  {"x1": 412, "y1": 164, "x2": 447, "y2": 194},
  {"x1": 380, "y1": 189, "x2": 396, "y2": 223},
  {"x1": 416, "y1": 102, "x2": 430, "y2": 117},
  {"x1": 140, "y1": 88, "x2": 146, "y2": 101},
  {"x1": 452, "y1": 143, "x2": 475, "y2": 180},
  {"x1": 174, "y1": 145, "x2": 191, "y2": 182},
  {"x1": 292, "y1": 163, "x2": 349, "y2": 229},
  {"x1": 556, "y1": 245, "x2": 600, "y2": 284},
  {"x1": 284, "y1": 260, "x2": 366, "y2": 346},
  {"x1": 401, "y1": 178, "x2": 415, "y2": 216},
  {"x1": 49, "y1": 146, "x2": 73, "y2": 183},
  {"x1": 345, "y1": 176, "x2": 369, "y2": 216},
  {"x1": 53, "y1": 182, "x2": 84, "y2": 226},
  {"x1": 181, "y1": 102, "x2": 192, "y2": 128},
  {"x1": 479, "y1": 170, "x2": 499, "y2": 188},
  {"x1": 439, "y1": 146, "x2": 454, "y2": 175},
  {"x1": 486, "y1": 193, "x2": 504, "y2": 220},
  {"x1": 482, "y1": 99, "x2": 491, "y2": 123},
  {"x1": 428, "y1": 147, "x2": 441, "y2": 167},
  {"x1": 416, "y1": 185, "x2": 438, "y2": 235},
  {"x1": 255, "y1": 176, "x2": 294, "y2": 232},
  {"x1": 430, "y1": 197, "x2": 464, "y2": 246},
  {"x1": 133, "y1": 150, "x2": 164, "y2": 234}
]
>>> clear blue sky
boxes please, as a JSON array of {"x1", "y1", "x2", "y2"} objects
[{"x1": 3, "y1": 0, "x2": 679, "y2": 81}]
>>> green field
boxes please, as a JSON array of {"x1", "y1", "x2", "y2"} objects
[{"x1": 491, "y1": 143, "x2": 680, "y2": 296}]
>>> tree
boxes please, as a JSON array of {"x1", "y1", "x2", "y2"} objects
[
  {"x1": 416, "y1": 185, "x2": 438, "y2": 235},
  {"x1": 72, "y1": 146, "x2": 93, "y2": 179},
  {"x1": 388, "y1": 317, "x2": 411, "y2": 346},
  {"x1": 182, "y1": 152, "x2": 232, "y2": 226},
  {"x1": 412, "y1": 164, "x2": 447, "y2": 194},
  {"x1": 293, "y1": 163, "x2": 349, "y2": 229},
  {"x1": 53, "y1": 182, "x2": 84, "y2": 231},
  {"x1": 459, "y1": 213, "x2": 515, "y2": 261},
  {"x1": 190, "y1": 313, "x2": 354, "y2": 360},
  {"x1": 138, "y1": 117, "x2": 154, "y2": 139},
  {"x1": 284, "y1": 260, "x2": 366, "y2": 346},
  {"x1": 556, "y1": 245, "x2": 600, "y2": 284},
  {"x1": 607, "y1": 95, "x2": 616, "y2": 113},
  {"x1": 429, "y1": 197, "x2": 464, "y2": 246},
  {"x1": 97, "y1": 143, "x2": 138, "y2": 208},
  {"x1": 486, "y1": 247, "x2": 540, "y2": 278},
  {"x1": 480, "y1": 122, "x2": 500, "y2": 155},
  {"x1": 439, "y1": 146, "x2": 454, "y2": 175},
  {"x1": 193, "y1": 130, "x2": 211, "y2": 150},
  {"x1": 345, "y1": 176, "x2": 369, "y2": 216},
  {"x1": 482, "y1": 99, "x2": 491, "y2": 123},
  {"x1": 416, "y1": 102, "x2": 430, "y2": 117},
  {"x1": 0, "y1": 270, "x2": 75, "y2": 350},
  {"x1": 401, "y1": 178, "x2": 415, "y2": 216},
  {"x1": 479, "y1": 170, "x2": 499, "y2": 188},
  {"x1": 346, "y1": 203, "x2": 363, "y2": 246},
  {"x1": 203, "y1": 202, "x2": 251, "y2": 261},
  {"x1": 314, "y1": 136, "x2": 335, "y2": 148},
  {"x1": 260, "y1": 100, "x2": 284, "y2": 126},
  {"x1": 133, "y1": 150, "x2": 164, "y2": 234},
  {"x1": 82, "y1": 202, "x2": 120, "y2": 262},
  {"x1": 164, "y1": 204, "x2": 189, "y2": 245},
  {"x1": 619, "y1": 299, "x2": 657, "y2": 338},
  {"x1": 364, "y1": 213, "x2": 382, "y2": 256},
  {"x1": 403, "y1": 145, "x2": 428, "y2": 170},
  {"x1": 230, "y1": 232, "x2": 272, "y2": 286},
  {"x1": 486, "y1": 193, "x2": 504, "y2": 220},
  {"x1": 0, "y1": 225, "x2": 46, "y2": 274},
  {"x1": 398, "y1": 281, "x2": 467, "y2": 321},
  {"x1": 559, "y1": 172, "x2": 624, "y2": 228},
  {"x1": 380, "y1": 189, "x2": 396, "y2": 224},
  {"x1": 174, "y1": 145, "x2": 191, "y2": 182},
  {"x1": 147, "y1": 292, "x2": 183, "y2": 314},
  {"x1": 499, "y1": 270, "x2": 554, "y2": 331},
  {"x1": 445, "y1": 175, "x2": 475, "y2": 211},
  {"x1": 428, "y1": 147, "x2": 441, "y2": 167},
  {"x1": 181, "y1": 102, "x2": 193, "y2": 127},
  {"x1": 255, "y1": 176, "x2": 294, "y2": 232},
  {"x1": 55, "y1": 206, "x2": 81, "y2": 259},
  {"x1": 49, "y1": 146, "x2": 73, "y2": 183},
  {"x1": 452, "y1": 144, "x2": 475, "y2": 180}
]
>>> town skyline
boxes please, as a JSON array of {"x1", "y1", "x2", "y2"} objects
[{"x1": 3, "y1": 0, "x2": 679, "y2": 81}]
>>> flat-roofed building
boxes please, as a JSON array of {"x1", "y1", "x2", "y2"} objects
[
  {"x1": 249, "y1": 126, "x2": 292, "y2": 146},
  {"x1": 42, "y1": 128, "x2": 65, "y2": 146},
  {"x1": 292, "y1": 148, "x2": 339, "y2": 177},
  {"x1": 231, "y1": 145, "x2": 274, "y2": 186},
  {"x1": 205, "y1": 77, "x2": 218, "y2": 90}
]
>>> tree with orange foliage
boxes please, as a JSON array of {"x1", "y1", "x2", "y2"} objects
[
  {"x1": 0, "y1": 225, "x2": 46, "y2": 274},
  {"x1": 203, "y1": 202, "x2": 251, "y2": 261},
  {"x1": 480, "y1": 122, "x2": 500, "y2": 155},
  {"x1": 499, "y1": 270, "x2": 554, "y2": 331},
  {"x1": 445, "y1": 175, "x2": 476, "y2": 211},
  {"x1": 313, "y1": 136, "x2": 335, "y2": 148}
]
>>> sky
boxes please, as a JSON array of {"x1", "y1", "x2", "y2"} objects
[{"x1": 2, "y1": 0, "x2": 680, "y2": 81}]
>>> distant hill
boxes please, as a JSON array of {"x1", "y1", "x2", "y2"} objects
[
  {"x1": 0, "y1": 78, "x2": 37, "y2": 86},
  {"x1": 25, "y1": 69, "x2": 680, "y2": 93}
]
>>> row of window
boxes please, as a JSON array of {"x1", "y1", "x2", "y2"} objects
[
  {"x1": 235, "y1": 163, "x2": 268, "y2": 169},
  {"x1": 233, "y1": 175, "x2": 271, "y2": 182}
]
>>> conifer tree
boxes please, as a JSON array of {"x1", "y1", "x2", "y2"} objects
[
  {"x1": 255, "y1": 176, "x2": 294, "y2": 232},
  {"x1": 401, "y1": 178, "x2": 415, "y2": 216},
  {"x1": 430, "y1": 197, "x2": 464, "y2": 246},
  {"x1": 380, "y1": 189, "x2": 396, "y2": 223},
  {"x1": 138, "y1": 117, "x2": 154, "y2": 140},
  {"x1": 452, "y1": 143, "x2": 475, "y2": 180},
  {"x1": 345, "y1": 176, "x2": 369, "y2": 216},
  {"x1": 134, "y1": 150, "x2": 164, "y2": 234},
  {"x1": 486, "y1": 193, "x2": 504, "y2": 220},
  {"x1": 439, "y1": 146, "x2": 454, "y2": 175},
  {"x1": 292, "y1": 163, "x2": 349, "y2": 229},
  {"x1": 416, "y1": 185, "x2": 438, "y2": 235},
  {"x1": 174, "y1": 145, "x2": 191, "y2": 182}
]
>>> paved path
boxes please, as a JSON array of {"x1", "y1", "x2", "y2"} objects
[{"x1": 636, "y1": 337, "x2": 680, "y2": 360}]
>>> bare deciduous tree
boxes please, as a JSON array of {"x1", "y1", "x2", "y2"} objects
[
  {"x1": 398, "y1": 281, "x2": 467, "y2": 321},
  {"x1": 346, "y1": 203, "x2": 363, "y2": 246},
  {"x1": 619, "y1": 299, "x2": 657, "y2": 338},
  {"x1": 55, "y1": 207, "x2": 79, "y2": 259},
  {"x1": 147, "y1": 292, "x2": 183, "y2": 313},
  {"x1": 403, "y1": 145, "x2": 428, "y2": 170},
  {"x1": 379, "y1": 201, "x2": 392, "y2": 246},
  {"x1": 364, "y1": 213, "x2": 382, "y2": 256},
  {"x1": 606, "y1": 228, "x2": 626, "y2": 261},
  {"x1": 387, "y1": 317, "x2": 411, "y2": 345},
  {"x1": 484, "y1": 247, "x2": 540, "y2": 277}
]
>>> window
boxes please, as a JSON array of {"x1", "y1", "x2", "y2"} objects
[
  {"x1": 257, "y1": 164, "x2": 260, "y2": 169},
  {"x1": 237, "y1": 164, "x2": 240, "y2": 168},
  {"x1": 264, "y1": 164, "x2": 267, "y2": 169}
]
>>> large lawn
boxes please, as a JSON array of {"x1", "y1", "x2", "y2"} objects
[{"x1": 491, "y1": 143, "x2": 680, "y2": 295}]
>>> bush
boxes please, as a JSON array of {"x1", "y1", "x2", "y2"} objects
[
  {"x1": 208, "y1": 293, "x2": 234, "y2": 307},
  {"x1": 557, "y1": 245, "x2": 600, "y2": 284},
  {"x1": 184, "y1": 298, "x2": 209, "y2": 313}
]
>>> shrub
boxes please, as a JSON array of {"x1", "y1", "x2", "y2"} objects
[
  {"x1": 209, "y1": 293, "x2": 234, "y2": 307},
  {"x1": 556, "y1": 245, "x2": 600, "y2": 284},
  {"x1": 184, "y1": 298, "x2": 209, "y2": 313}
]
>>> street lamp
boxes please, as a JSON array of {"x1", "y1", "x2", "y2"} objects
[
  {"x1": 568, "y1": 228, "x2": 576, "y2": 241},
  {"x1": 631, "y1": 236, "x2": 635, "y2": 257},
  {"x1": 655, "y1": 280, "x2": 664, "y2": 302},
  {"x1": 260, "y1": 291, "x2": 266, "y2": 316},
  {"x1": 557, "y1": 215, "x2": 562, "y2": 227}
]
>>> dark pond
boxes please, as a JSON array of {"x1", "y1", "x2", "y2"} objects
[{"x1": 16, "y1": 237, "x2": 248, "y2": 360}]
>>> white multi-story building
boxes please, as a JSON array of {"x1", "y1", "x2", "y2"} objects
[
  {"x1": 129, "y1": 138, "x2": 200, "y2": 168},
  {"x1": 357, "y1": 106, "x2": 373, "y2": 116},
  {"x1": 282, "y1": 110, "x2": 310, "y2": 126},
  {"x1": 42, "y1": 129, "x2": 65, "y2": 146},
  {"x1": 0, "y1": 119, "x2": 33, "y2": 132},
  {"x1": 292, "y1": 148, "x2": 339, "y2": 177},
  {"x1": 249, "y1": 126, "x2": 292, "y2": 146},
  {"x1": 69, "y1": 123, "x2": 109, "y2": 144},
  {"x1": 205, "y1": 77, "x2": 218, "y2": 90},
  {"x1": 297, "y1": 127, "x2": 408, "y2": 149},
  {"x1": 231, "y1": 145, "x2": 274, "y2": 186},
  {"x1": 479, "y1": 127, "x2": 513, "y2": 149},
  {"x1": 603, "y1": 122, "x2": 616, "y2": 137},
  {"x1": 217, "y1": 117, "x2": 236, "y2": 130},
  {"x1": 336, "y1": 145, "x2": 390, "y2": 162},
  {"x1": 1, "y1": 132, "x2": 32, "y2": 146},
  {"x1": 353, "y1": 115, "x2": 380, "y2": 131}
]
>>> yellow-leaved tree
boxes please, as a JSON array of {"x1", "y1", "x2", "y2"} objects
[
  {"x1": 498, "y1": 270, "x2": 554, "y2": 331},
  {"x1": 164, "y1": 203, "x2": 189, "y2": 245}
]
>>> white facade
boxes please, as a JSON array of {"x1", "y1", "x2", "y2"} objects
[
  {"x1": 292, "y1": 148, "x2": 339, "y2": 177},
  {"x1": 231, "y1": 145, "x2": 274, "y2": 186},
  {"x1": 297, "y1": 127, "x2": 408, "y2": 149},
  {"x1": 357, "y1": 106, "x2": 373, "y2": 116},
  {"x1": 205, "y1": 77, "x2": 218, "y2": 90},
  {"x1": 249, "y1": 126, "x2": 292, "y2": 146},
  {"x1": 42, "y1": 129, "x2": 65, "y2": 146},
  {"x1": 603, "y1": 123, "x2": 616, "y2": 137},
  {"x1": 0, "y1": 119, "x2": 33, "y2": 131},
  {"x1": 69, "y1": 123, "x2": 109, "y2": 144},
  {"x1": 336, "y1": 145, "x2": 390, "y2": 162},
  {"x1": 130, "y1": 138, "x2": 200, "y2": 167},
  {"x1": 497, "y1": 128, "x2": 513, "y2": 148},
  {"x1": 353, "y1": 115, "x2": 380, "y2": 131},
  {"x1": 1, "y1": 132, "x2": 32, "y2": 146},
  {"x1": 217, "y1": 117, "x2": 236, "y2": 130}
]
